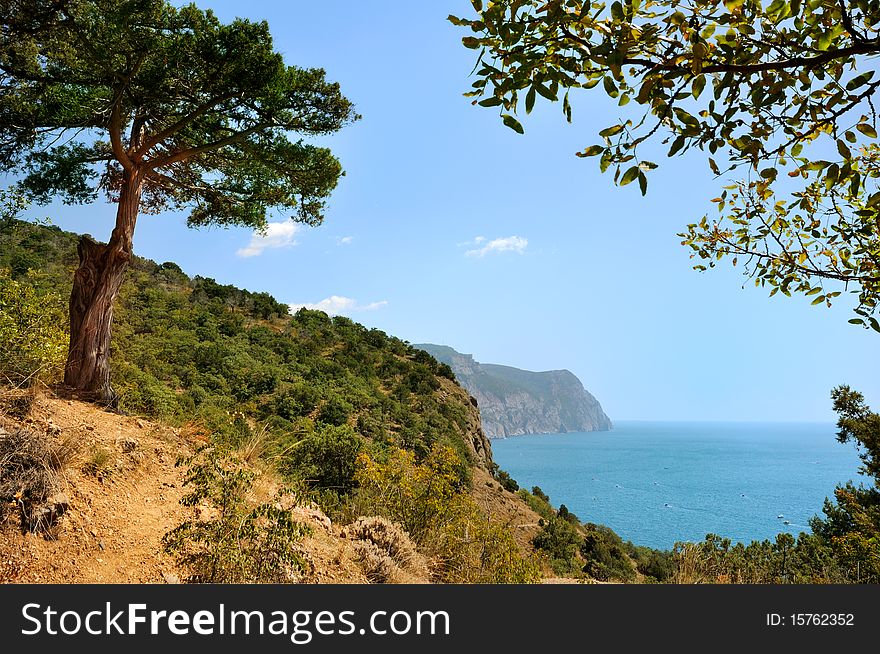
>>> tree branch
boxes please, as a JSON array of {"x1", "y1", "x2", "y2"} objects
[
  {"x1": 134, "y1": 91, "x2": 239, "y2": 158},
  {"x1": 557, "y1": 24, "x2": 880, "y2": 76},
  {"x1": 109, "y1": 97, "x2": 134, "y2": 172},
  {"x1": 147, "y1": 122, "x2": 273, "y2": 169}
]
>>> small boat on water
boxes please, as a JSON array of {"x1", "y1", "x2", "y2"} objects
[
  {"x1": 777, "y1": 514, "x2": 784, "y2": 518},
  {"x1": 783, "y1": 520, "x2": 791, "y2": 525}
]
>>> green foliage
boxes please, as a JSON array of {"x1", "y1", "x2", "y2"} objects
[
  {"x1": 580, "y1": 523, "x2": 637, "y2": 582},
  {"x1": 353, "y1": 445, "x2": 465, "y2": 544},
  {"x1": 0, "y1": 268, "x2": 68, "y2": 386},
  {"x1": 808, "y1": 386, "x2": 880, "y2": 581},
  {"x1": 532, "y1": 514, "x2": 584, "y2": 575},
  {"x1": 353, "y1": 445, "x2": 541, "y2": 583},
  {"x1": 279, "y1": 423, "x2": 364, "y2": 495},
  {"x1": 452, "y1": 0, "x2": 880, "y2": 323},
  {"x1": 163, "y1": 447, "x2": 311, "y2": 583},
  {"x1": 1, "y1": 0, "x2": 357, "y2": 230},
  {"x1": 517, "y1": 486, "x2": 555, "y2": 521},
  {"x1": 628, "y1": 542, "x2": 675, "y2": 583},
  {"x1": 0, "y1": 220, "x2": 479, "y2": 480},
  {"x1": 490, "y1": 462, "x2": 519, "y2": 491}
]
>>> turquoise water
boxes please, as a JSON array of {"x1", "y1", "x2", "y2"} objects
[{"x1": 491, "y1": 421, "x2": 870, "y2": 550}]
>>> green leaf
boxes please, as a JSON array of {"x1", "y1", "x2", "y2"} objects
[
  {"x1": 723, "y1": 0, "x2": 744, "y2": 10},
  {"x1": 811, "y1": 295, "x2": 826, "y2": 305},
  {"x1": 525, "y1": 87, "x2": 536, "y2": 114},
  {"x1": 620, "y1": 165, "x2": 639, "y2": 186},
  {"x1": 478, "y1": 97, "x2": 502, "y2": 107},
  {"x1": 638, "y1": 170, "x2": 648, "y2": 196},
  {"x1": 668, "y1": 135, "x2": 686, "y2": 156},
  {"x1": 501, "y1": 114, "x2": 524, "y2": 134},
  {"x1": 599, "y1": 124, "x2": 625, "y2": 138},
  {"x1": 577, "y1": 145, "x2": 604, "y2": 157},
  {"x1": 857, "y1": 123, "x2": 878, "y2": 138},
  {"x1": 534, "y1": 84, "x2": 557, "y2": 101},
  {"x1": 603, "y1": 76, "x2": 619, "y2": 98},
  {"x1": 837, "y1": 139, "x2": 852, "y2": 160},
  {"x1": 692, "y1": 75, "x2": 706, "y2": 99},
  {"x1": 846, "y1": 71, "x2": 874, "y2": 91}
]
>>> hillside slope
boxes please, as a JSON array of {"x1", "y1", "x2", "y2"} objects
[
  {"x1": 0, "y1": 218, "x2": 545, "y2": 583},
  {"x1": 415, "y1": 344, "x2": 612, "y2": 438}
]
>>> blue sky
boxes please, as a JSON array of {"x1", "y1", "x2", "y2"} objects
[{"x1": 17, "y1": 0, "x2": 880, "y2": 422}]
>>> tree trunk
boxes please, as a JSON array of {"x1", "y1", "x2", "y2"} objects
[{"x1": 63, "y1": 171, "x2": 142, "y2": 407}]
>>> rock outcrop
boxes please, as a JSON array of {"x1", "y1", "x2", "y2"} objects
[{"x1": 415, "y1": 344, "x2": 612, "y2": 439}]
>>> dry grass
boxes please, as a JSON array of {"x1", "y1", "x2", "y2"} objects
[
  {"x1": 0, "y1": 427, "x2": 61, "y2": 531},
  {"x1": 344, "y1": 516, "x2": 429, "y2": 583}
]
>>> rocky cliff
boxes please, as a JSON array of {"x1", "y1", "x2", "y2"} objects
[{"x1": 415, "y1": 344, "x2": 612, "y2": 439}]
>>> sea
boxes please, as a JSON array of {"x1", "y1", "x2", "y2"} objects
[{"x1": 491, "y1": 421, "x2": 871, "y2": 551}]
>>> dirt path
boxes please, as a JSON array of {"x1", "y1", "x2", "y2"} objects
[{"x1": 1, "y1": 396, "x2": 190, "y2": 583}]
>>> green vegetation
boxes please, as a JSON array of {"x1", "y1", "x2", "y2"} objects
[
  {"x1": 163, "y1": 447, "x2": 311, "y2": 583},
  {"x1": 353, "y1": 445, "x2": 542, "y2": 583},
  {"x1": 452, "y1": 1, "x2": 880, "y2": 326},
  {"x1": 518, "y1": 485, "x2": 671, "y2": 582},
  {"x1": 0, "y1": 219, "x2": 476, "y2": 478},
  {"x1": 0, "y1": 268, "x2": 67, "y2": 387},
  {"x1": 1, "y1": 217, "x2": 539, "y2": 583}
]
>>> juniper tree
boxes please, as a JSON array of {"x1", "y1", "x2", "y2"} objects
[{"x1": 0, "y1": 0, "x2": 357, "y2": 403}]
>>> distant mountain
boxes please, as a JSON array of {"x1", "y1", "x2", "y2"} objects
[{"x1": 414, "y1": 344, "x2": 612, "y2": 439}]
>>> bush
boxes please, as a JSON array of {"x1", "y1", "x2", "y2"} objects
[
  {"x1": 491, "y1": 463, "x2": 519, "y2": 492},
  {"x1": 353, "y1": 445, "x2": 462, "y2": 544},
  {"x1": 532, "y1": 515, "x2": 584, "y2": 575},
  {"x1": 280, "y1": 423, "x2": 364, "y2": 495},
  {"x1": 580, "y1": 524, "x2": 637, "y2": 582},
  {"x1": 0, "y1": 427, "x2": 62, "y2": 532},
  {"x1": 163, "y1": 448, "x2": 311, "y2": 583},
  {"x1": 0, "y1": 269, "x2": 67, "y2": 387},
  {"x1": 353, "y1": 445, "x2": 541, "y2": 583},
  {"x1": 438, "y1": 501, "x2": 542, "y2": 583}
]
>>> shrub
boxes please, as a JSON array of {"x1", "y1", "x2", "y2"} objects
[
  {"x1": 353, "y1": 445, "x2": 462, "y2": 544},
  {"x1": 280, "y1": 423, "x2": 364, "y2": 495},
  {"x1": 163, "y1": 448, "x2": 311, "y2": 583},
  {"x1": 353, "y1": 445, "x2": 541, "y2": 583},
  {"x1": 580, "y1": 524, "x2": 637, "y2": 582},
  {"x1": 490, "y1": 463, "x2": 519, "y2": 492},
  {"x1": 532, "y1": 515, "x2": 584, "y2": 575},
  {"x1": 0, "y1": 268, "x2": 67, "y2": 387},
  {"x1": 0, "y1": 427, "x2": 62, "y2": 531},
  {"x1": 438, "y1": 501, "x2": 542, "y2": 583}
]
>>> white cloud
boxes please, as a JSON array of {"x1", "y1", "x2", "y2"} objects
[
  {"x1": 236, "y1": 221, "x2": 300, "y2": 258},
  {"x1": 289, "y1": 296, "x2": 389, "y2": 316},
  {"x1": 336, "y1": 236, "x2": 354, "y2": 245},
  {"x1": 465, "y1": 235, "x2": 528, "y2": 258}
]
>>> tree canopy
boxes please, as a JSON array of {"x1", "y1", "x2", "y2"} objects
[
  {"x1": 451, "y1": 0, "x2": 880, "y2": 328},
  {"x1": 0, "y1": 0, "x2": 357, "y2": 229}
]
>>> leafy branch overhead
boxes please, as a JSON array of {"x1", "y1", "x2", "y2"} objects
[{"x1": 451, "y1": 0, "x2": 880, "y2": 325}]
